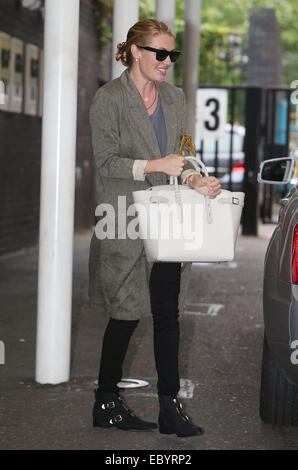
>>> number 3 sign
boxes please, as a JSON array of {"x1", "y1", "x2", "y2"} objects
[{"x1": 195, "y1": 89, "x2": 228, "y2": 140}]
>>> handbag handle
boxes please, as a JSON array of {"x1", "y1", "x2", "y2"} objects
[
  {"x1": 169, "y1": 156, "x2": 209, "y2": 186},
  {"x1": 170, "y1": 132, "x2": 209, "y2": 186},
  {"x1": 171, "y1": 134, "x2": 213, "y2": 223},
  {"x1": 169, "y1": 156, "x2": 213, "y2": 224}
]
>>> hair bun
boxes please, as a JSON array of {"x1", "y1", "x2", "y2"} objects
[
  {"x1": 116, "y1": 42, "x2": 129, "y2": 65},
  {"x1": 117, "y1": 42, "x2": 126, "y2": 52}
]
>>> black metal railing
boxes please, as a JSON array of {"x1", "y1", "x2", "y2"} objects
[{"x1": 196, "y1": 85, "x2": 293, "y2": 234}]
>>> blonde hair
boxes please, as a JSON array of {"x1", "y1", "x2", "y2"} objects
[{"x1": 115, "y1": 18, "x2": 175, "y2": 68}]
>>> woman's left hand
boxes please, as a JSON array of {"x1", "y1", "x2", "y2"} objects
[{"x1": 188, "y1": 174, "x2": 221, "y2": 199}]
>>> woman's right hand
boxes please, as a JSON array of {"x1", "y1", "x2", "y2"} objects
[
  {"x1": 160, "y1": 154, "x2": 187, "y2": 176},
  {"x1": 144, "y1": 154, "x2": 186, "y2": 176}
]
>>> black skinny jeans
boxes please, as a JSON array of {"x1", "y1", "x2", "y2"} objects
[{"x1": 97, "y1": 262, "x2": 181, "y2": 397}]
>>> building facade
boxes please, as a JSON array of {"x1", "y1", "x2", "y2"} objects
[{"x1": 0, "y1": 0, "x2": 104, "y2": 256}]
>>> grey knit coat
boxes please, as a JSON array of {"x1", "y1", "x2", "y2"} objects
[{"x1": 88, "y1": 69, "x2": 192, "y2": 320}]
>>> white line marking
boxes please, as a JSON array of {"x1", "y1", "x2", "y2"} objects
[
  {"x1": 0, "y1": 80, "x2": 5, "y2": 105},
  {"x1": 124, "y1": 379, "x2": 195, "y2": 399},
  {"x1": 117, "y1": 378, "x2": 149, "y2": 388},
  {"x1": 178, "y1": 378, "x2": 195, "y2": 398},
  {"x1": 184, "y1": 303, "x2": 224, "y2": 316},
  {"x1": 0, "y1": 340, "x2": 5, "y2": 365},
  {"x1": 193, "y1": 261, "x2": 238, "y2": 268}
]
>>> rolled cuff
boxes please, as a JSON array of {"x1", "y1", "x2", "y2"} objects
[
  {"x1": 181, "y1": 169, "x2": 201, "y2": 185},
  {"x1": 132, "y1": 160, "x2": 148, "y2": 181}
]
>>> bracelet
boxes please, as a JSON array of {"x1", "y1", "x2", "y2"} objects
[
  {"x1": 187, "y1": 173, "x2": 200, "y2": 185},
  {"x1": 187, "y1": 174, "x2": 195, "y2": 185}
]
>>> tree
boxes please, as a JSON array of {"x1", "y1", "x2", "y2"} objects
[
  {"x1": 200, "y1": 0, "x2": 298, "y2": 86},
  {"x1": 95, "y1": 0, "x2": 298, "y2": 86}
]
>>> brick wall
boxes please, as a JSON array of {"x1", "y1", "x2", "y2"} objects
[
  {"x1": 0, "y1": 0, "x2": 104, "y2": 256},
  {"x1": 76, "y1": 1, "x2": 104, "y2": 229}
]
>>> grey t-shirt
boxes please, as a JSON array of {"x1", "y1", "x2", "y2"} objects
[{"x1": 150, "y1": 93, "x2": 167, "y2": 158}]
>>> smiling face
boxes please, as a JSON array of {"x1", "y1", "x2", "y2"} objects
[{"x1": 135, "y1": 33, "x2": 175, "y2": 83}]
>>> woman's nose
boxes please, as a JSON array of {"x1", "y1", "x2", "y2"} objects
[{"x1": 164, "y1": 55, "x2": 172, "y2": 66}]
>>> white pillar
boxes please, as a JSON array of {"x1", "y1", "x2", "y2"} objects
[
  {"x1": 182, "y1": 0, "x2": 202, "y2": 140},
  {"x1": 112, "y1": 0, "x2": 139, "y2": 79},
  {"x1": 156, "y1": 0, "x2": 176, "y2": 84},
  {"x1": 35, "y1": 0, "x2": 80, "y2": 384}
]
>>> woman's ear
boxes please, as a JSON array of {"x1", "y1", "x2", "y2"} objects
[{"x1": 130, "y1": 44, "x2": 140, "y2": 61}]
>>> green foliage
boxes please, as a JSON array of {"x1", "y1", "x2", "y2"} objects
[
  {"x1": 199, "y1": 0, "x2": 298, "y2": 86},
  {"x1": 199, "y1": 26, "x2": 247, "y2": 86},
  {"x1": 94, "y1": 0, "x2": 156, "y2": 48},
  {"x1": 94, "y1": 0, "x2": 113, "y2": 48},
  {"x1": 139, "y1": 0, "x2": 156, "y2": 19},
  {"x1": 93, "y1": 0, "x2": 298, "y2": 86}
]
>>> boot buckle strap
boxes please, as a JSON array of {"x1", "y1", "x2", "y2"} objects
[
  {"x1": 109, "y1": 414, "x2": 122, "y2": 424},
  {"x1": 101, "y1": 401, "x2": 115, "y2": 410}
]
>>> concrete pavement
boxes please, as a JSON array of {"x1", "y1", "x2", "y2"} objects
[{"x1": 1, "y1": 222, "x2": 298, "y2": 450}]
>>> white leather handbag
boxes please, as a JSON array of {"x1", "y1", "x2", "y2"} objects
[{"x1": 132, "y1": 156, "x2": 245, "y2": 263}]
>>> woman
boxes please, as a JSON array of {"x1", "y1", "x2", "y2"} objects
[{"x1": 89, "y1": 19, "x2": 221, "y2": 438}]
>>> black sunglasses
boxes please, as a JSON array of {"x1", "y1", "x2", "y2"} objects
[{"x1": 137, "y1": 46, "x2": 181, "y2": 63}]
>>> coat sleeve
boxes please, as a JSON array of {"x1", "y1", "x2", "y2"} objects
[{"x1": 89, "y1": 87, "x2": 135, "y2": 180}]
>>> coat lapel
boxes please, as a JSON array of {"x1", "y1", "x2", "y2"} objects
[{"x1": 156, "y1": 81, "x2": 178, "y2": 155}]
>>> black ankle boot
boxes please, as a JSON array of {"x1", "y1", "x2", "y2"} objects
[
  {"x1": 158, "y1": 396, "x2": 204, "y2": 437},
  {"x1": 93, "y1": 389, "x2": 157, "y2": 431}
]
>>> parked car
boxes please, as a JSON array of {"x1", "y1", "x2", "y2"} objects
[
  {"x1": 196, "y1": 124, "x2": 245, "y2": 191},
  {"x1": 257, "y1": 157, "x2": 298, "y2": 425}
]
